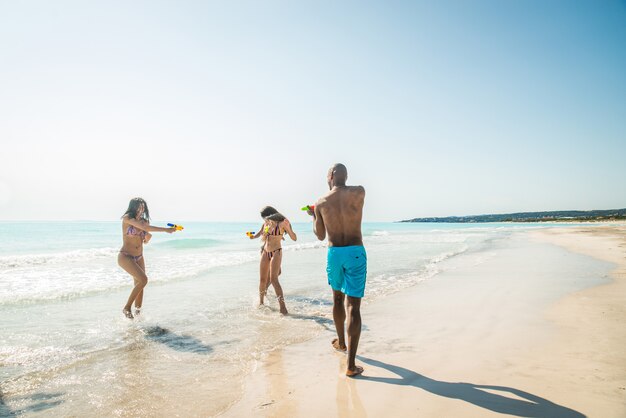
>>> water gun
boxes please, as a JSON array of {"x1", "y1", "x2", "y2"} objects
[
  {"x1": 301, "y1": 204, "x2": 315, "y2": 212},
  {"x1": 246, "y1": 231, "x2": 255, "y2": 238},
  {"x1": 167, "y1": 223, "x2": 184, "y2": 231}
]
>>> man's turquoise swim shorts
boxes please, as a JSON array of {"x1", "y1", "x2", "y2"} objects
[{"x1": 326, "y1": 246, "x2": 367, "y2": 298}]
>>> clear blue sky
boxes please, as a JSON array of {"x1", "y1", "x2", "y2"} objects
[{"x1": 1, "y1": 1, "x2": 624, "y2": 221}]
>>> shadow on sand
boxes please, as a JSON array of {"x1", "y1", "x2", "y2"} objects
[
  {"x1": 0, "y1": 389, "x2": 64, "y2": 416},
  {"x1": 144, "y1": 326, "x2": 213, "y2": 355},
  {"x1": 358, "y1": 357, "x2": 585, "y2": 418},
  {"x1": 288, "y1": 313, "x2": 370, "y2": 333},
  {"x1": 288, "y1": 313, "x2": 335, "y2": 330}
]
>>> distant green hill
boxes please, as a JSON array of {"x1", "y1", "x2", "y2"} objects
[{"x1": 400, "y1": 208, "x2": 626, "y2": 223}]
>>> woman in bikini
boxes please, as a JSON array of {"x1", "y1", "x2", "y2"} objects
[
  {"x1": 249, "y1": 206, "x2": 297, "y2": 315},
  {"x1": 118, "y1": 197, "x2": 176, "y2": 319}
]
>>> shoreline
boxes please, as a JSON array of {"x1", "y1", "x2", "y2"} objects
[
  {"x1": 531, "y1": 226, "x2": 626, "y2": 415},
  {"x1": 223, "y1": 226, "x2": 626, "y2": 417}
]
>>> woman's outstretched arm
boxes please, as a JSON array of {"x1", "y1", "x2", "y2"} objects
[
  {"x1": 250, "y1": 224, "x2": 264, "y2": 239},
  {"x1": 125, "y1": 217, "x2": 175, "y2": 233}
]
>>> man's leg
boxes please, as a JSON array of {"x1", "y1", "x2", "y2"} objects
[
  {"x1": 332, "y1": 290, "x2": 347, "y2": 351},
  {"x1": 346, "y1": 296, "x2": 363, "y2": 376}
]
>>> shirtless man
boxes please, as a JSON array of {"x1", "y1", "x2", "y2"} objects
[{"x1": 308, "y1": 163, "x2": 366, "y2": 377}]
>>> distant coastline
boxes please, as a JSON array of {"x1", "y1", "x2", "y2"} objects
[{"x1": 400, "y1": 208, "x2": 626, "y2": 223}]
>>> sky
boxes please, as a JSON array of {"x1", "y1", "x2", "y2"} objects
[{"x1": 1, "y1": 0, "x2": 625, "y2": 222}]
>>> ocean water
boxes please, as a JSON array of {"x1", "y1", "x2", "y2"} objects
[{"x1": 0, "y1": 221, "x2": 548, "y2": 416}]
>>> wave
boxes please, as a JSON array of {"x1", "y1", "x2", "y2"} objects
[
  {"x1": 0, "y1": 227, "x2": 489, "y2": 306},
  {"x1": 282, "y1": 240, "x2": 327, "y2": 252},
  {"x1": 0, "y1": 344, "x2": 77, "y2": 370},
  {"x1": 0, "y1": 238, "x2": 333, "y2": 306},
  {"x1": 153, "y1": 238, "x2": 221, "y2": 250},
  {"x1": 364, "y1": 245, "x2": 469, "y2": 300},
  {"x1": 0, "y1": 248, "x2": 119, "y2": 269},
  {"x1": 0, "y1": 247, "x2": 262, "y2": 306},
  {"x1": 369, "y1": 230, "x2": 390, "y2": 236}
]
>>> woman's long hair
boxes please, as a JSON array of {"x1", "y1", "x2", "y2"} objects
[
  {"x1": 260, "y1": 206, "x2": 285, "y2": 222},
  {"x1": 123, "y1": 197, "x2": 150, "y2": 221}
]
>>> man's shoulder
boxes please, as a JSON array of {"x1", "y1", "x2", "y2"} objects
[
  {"x1": 348, "y1": 185, "x2": 365, "y2": 195},
  {"x1": 316, "y1": 195, "x2": 329, "y2": 205},
  {"x1": 321, "y1": 186, "x2": 365, "y2": 201}
]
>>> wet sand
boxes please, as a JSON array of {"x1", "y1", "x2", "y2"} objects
[{"x1": 223, "y1": 225, "x2": 626, "y2": 417}]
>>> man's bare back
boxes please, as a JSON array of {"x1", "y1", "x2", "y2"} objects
[
  {"x1": 314, "y1": 186, "x2": 365, "y2": 247},
  {"x1": 310, "y1": 163, "x2": 366, "y2": 377}
]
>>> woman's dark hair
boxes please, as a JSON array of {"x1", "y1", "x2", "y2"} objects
[
  {"x1": 260, "y1": 206, "x2": 285, "y2": 222},
  {"x1": 123, "y1": 197, "x2": 150, "y2": 221}
]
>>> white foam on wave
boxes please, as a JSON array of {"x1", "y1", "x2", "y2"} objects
[
  {"x1": 148, "y1": 249, "x2": 260, "y2": 283},
  {"x1": 0, "y1": 247, "x2": 268, "y2": 305},
  {"x1": 0, "y1": 226, "x2": 491, "y2": 306},
  {"x1": 364, "y1": 244, "x2": 470, "y2": 300},
  {"x1": 0, "y1": 247, "x2": 119, "y2": 269},
  {"x1": 407, "y1": 231, "x2": 475, "y2": 244},
  {"x1": 282, "y1": 240, "x2": 327, "y2": 252},
  {"x1": 0, "y1": 345, "x2": 77, "y2": 370},
  {"x1": 363, "y1": 230, "x2": 474, "y2": 246},
  {"x1": 0, "y1": 344, "x2": 81, "y2": 396},
  {"x1": 371, "y1": 230, "x2": 390, "y2": 236}
]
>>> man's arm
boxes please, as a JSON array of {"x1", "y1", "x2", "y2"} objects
[{"x1": 312, "y1": 205, "x2": 326, "y2": 241}]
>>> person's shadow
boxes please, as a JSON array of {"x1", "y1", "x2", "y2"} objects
[
  {"x1": 287, "y1": 313, "x2": 335, "y2": 330},
  {"x1": 143, "y1": 326, "x2": 213, "y2": 354},
  {"x1": 0, "y1": 390, "x2": 64, "y2": 416},
  {"x1": 287, "y1": 313, "x2": 370, "y2": 333},
  {"x1": 358, "y1": 356, "x2": 585, "y2": 418}
]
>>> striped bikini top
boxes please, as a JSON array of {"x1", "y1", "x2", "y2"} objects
[{"x1": 264, "y1": 222, "x2": 282, "y2": 236}]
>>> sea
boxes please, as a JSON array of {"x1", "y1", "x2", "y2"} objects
[{"x1": 0, "y1": 221, "x2": 561, "y2": 416}]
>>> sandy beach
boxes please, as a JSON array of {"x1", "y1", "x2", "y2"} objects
[
  {"x1": 224, "y1": 225, "x2": 626, "y2": 417},
  {"x1": 2, "y1": 1, "x2": 624, "y2": 416}
]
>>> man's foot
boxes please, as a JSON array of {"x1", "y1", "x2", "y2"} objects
[
  {"x1": 134, "y1": 307, "x2": 141, "y2": 316},
  {"x1": 332, "y1": 338, "x2": 347, "y2": 352},
  {"x1": 346, "y1": 366, "x2": 364, "y2": 377},
  {"x1": 122, "y1": 308, "x2": 134, "y2": 319}
]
